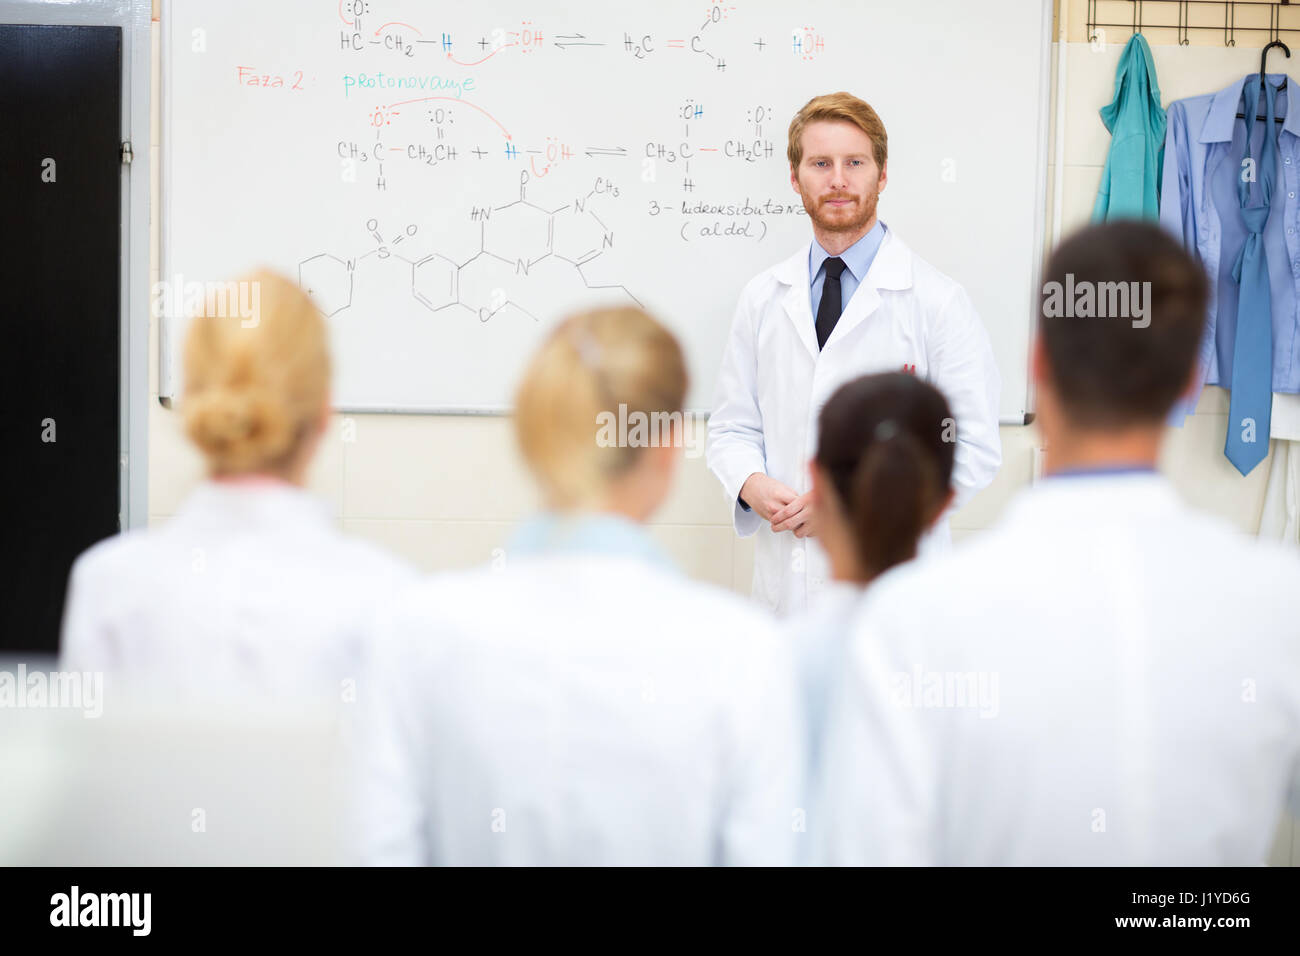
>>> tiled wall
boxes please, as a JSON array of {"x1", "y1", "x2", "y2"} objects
[{"x1": 145, "y1": 0, "x2": 1296, "y2": 861}]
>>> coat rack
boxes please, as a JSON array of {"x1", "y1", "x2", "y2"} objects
[{"x1": 1087, "y1": 1, "x2": 1300, "y2": 47}]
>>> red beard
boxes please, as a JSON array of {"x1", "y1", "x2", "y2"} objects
[{"x1": 802, "y1": 191, "x2": 877, "y2": 234}]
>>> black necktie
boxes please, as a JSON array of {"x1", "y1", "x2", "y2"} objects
[{"x1": 815, "y1": 256, "x2": 847, "y2": 350}]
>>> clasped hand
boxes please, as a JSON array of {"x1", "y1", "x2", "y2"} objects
[{"x1": 740, "y1": 473, "x2": 817, "y2": 538}]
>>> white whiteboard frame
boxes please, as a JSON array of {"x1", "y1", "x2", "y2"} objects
[
  {"x1": 1025, "y1": 0, "x2": 1054, "y2": 425},
  {"x1": 161, "y1": 0, "x2": 1052, "y2": 424}
]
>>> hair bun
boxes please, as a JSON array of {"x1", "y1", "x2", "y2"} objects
[
  {"x1": 180, "y1": 270, "x2": 330, "y2": 476},
  {"x1": 184, "y1": 385, "x2": 295, "y2": 474}
]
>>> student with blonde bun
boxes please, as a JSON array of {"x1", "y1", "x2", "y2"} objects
[
  {"x1": 788, "y1": 372, "x2": 955, "y2": 780},
  {"x1": 357, "y1": 306, "x2": 802, "y2": 866},
  {"x1": 60, "y1": 270, "x2": 414, "y2": 699}
]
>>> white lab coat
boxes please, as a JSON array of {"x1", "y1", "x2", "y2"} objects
[
  {"x1": 814, "y1": 473, "x2": 1300, "y2": 865},
  {"x1": 60, "y1": 480, "x2": 415, "y2": 703},
  {"x1": 707, "y1": 226, "x2": 1002, "y2": 616},
  {"x1": 784, "y1": 580, "x2": 863, "y2": 783},
  {"x1": 354, "y1": 550, "x2": 803, "y2": 866}
]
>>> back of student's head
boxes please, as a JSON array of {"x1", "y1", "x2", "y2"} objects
[
  {"x1": 514, "y1": 305, "x2": 688, "y2": 510},
  {"x1": 815, "y1": 373, "x2": 955, "y2": 581},
  {"x1": 1040, "y1": 222, "x2": 1208, "y2": 428},
  {"x1": 183, "y1": 270, "x2": 331, "y2": 477}
]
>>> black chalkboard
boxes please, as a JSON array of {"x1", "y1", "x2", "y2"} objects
[{"x1": 0, "y1": 24, "x2": 123, "y2": 655}]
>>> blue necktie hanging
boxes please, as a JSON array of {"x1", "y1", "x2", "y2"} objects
[{"x1": 1225, "y1": 75, "x2": 1279, "y2": 476}]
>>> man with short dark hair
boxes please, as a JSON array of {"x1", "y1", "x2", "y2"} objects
[{"x1": 815, "y1": 221, "x2": 1300, "y2": 865}]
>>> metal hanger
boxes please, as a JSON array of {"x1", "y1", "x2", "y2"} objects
[{"x1": 1237, "y1": 39, "x2": 1290, "y2": 125}]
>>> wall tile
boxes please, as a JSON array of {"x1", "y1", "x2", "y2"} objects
[
  {"x1": 1269, "y1": 813, "x2": 1295, "y2": 867},
  {"x1": 1193, "y1": 385, "x2": 1230, "y2": 416},
  {"x1": 952, "y1": 425, "x2": 1040, "y2": 530},
  {"x1": 342, "y1": 415, "x2": 539, "y2": 521},
  {"x1": 1159, "y1": 414, "x2": 1270, "y2": 532},
  {"x1": 644, "y1": 524, "x2": 734, "y2": 590},
  {"x1": 341, "y1": 518, "x2": 513, "y2": 574},
  {"x1": 1064, "y1": 42, "x2": 1121, "y2": 166},
  {"x1": 147, "y1": 401, "x2": 203, "y2": 517},
  {"x1": 1059, "y1": 164, "x2": 1103, "y2": 239},
  {"x1": 650, "y1": 449, "x2": 735, "y2": 527},
  {"x1": 306, "y1": 415, "x2": 346, "y2": 517},
  {"x1": 732, "y1": 534, "x2": 756, "y2": 596}
]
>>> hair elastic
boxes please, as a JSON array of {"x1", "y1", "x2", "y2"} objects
[{"x1": 573, "y1": 331, "x2": 603, "y2": 369}]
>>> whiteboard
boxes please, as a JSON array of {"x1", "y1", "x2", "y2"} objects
[{"x1": 162, "y1": 0, "x2": 1051, "y2": 416}]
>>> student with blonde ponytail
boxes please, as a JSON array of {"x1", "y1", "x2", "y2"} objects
[
  {"x1": 787, "y1": 373, "x2": 955, "y2": 781},
  {"x1": 59, "y1": 270, "x2": 413, "y2": 699},
  {"x1": 356, "y1": 306, "x2": 801, "y2": 866}
]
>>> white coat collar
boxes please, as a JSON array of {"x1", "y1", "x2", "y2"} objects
[
  {"x1": 772, "y1": 225, "x2": 914, "y2": 358},
  {"x1": 506, "y1": 511, "x2": 678, "y2": 573},
  {"x1": 1002, "y1": 472, "x2": 1182, "y2": 527},
  {"x1": 176, "y1": 479, "x2": 332, "y2": 532}
]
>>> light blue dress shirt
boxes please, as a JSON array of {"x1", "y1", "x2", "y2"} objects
[
  {"x1": 808, "y1": 220, "x2": 885, "y2": 321},
  {"x1": 507, "y1": 511, "x2": 678, "y2": 572},
  {"x1": 1160, "y1": 74, "x2": 1300, "y2": 424}
]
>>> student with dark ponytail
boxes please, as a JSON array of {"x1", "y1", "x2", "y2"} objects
[
  {"x1": 789, "y1": 371, "x2": 956, "y2": 781},
  {"x1": 812, "y1": 373, "x2": 956, "y2": 586}
]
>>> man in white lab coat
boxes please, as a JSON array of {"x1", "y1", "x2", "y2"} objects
[
  {"x1": 707, "y1": 91, "x2": 1001, "y2": 616},
  {"x1": 815, "y1": 221, "x2": 1300, "y2": 865}
]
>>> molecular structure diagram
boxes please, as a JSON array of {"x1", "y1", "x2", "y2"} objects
[{"x1": 299, "y1": 177, "x2": 639, "y2": 323}]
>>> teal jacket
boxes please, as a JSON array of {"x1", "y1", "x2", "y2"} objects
[{"x1": 1093, "y1": 34, "x2": 1166, "y2": 221}]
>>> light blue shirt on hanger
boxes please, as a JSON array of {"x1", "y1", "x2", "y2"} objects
[{"x1": 1160, "y1": 73, "x2": 1300, "y2": 424}]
